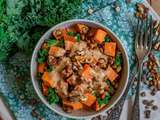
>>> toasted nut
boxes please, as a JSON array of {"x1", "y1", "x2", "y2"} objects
[
  {"x1": 48, "y1": 56, "x2": 57, "y2": 65},
  {"x1": 116, "y1": 66, "x2": 122, "y2": 72},
  {"x1": 80, "y1": 95, "x2": 87, "y2": 101},
  {"x1": 88, "y1": 43, "x2": 97, "y2": 49},
  {"x1": 98, "y1": 58, "x2": 107, "y2": 69},
  {"x1": 76, "y1": 50, "x2": 85, "y2": 56},
  {"x1": 88, "y1": 8, "x2": 94, "y2": 15},
  {"x1": 99, "y1": 47, "x2": 104, "y2": 53},
  {"x1": 42, "y1": 43, "x2": 48, "y2": 49},
  {"x1": 82, "y1": 26, "x2": 89, "y2": 34},
  {"x1": 81, "y1": 34, "x2": 85, "y2": 40}
]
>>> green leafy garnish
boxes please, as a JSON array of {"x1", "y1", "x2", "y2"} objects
[
  {"x1": 47, "y1": 88, "x2": 59, "y2": 104},
  {"x1": 47, "y1": 65, "x2": 53, "y2": 72},
  {"x1": 0, "y1": 0, "x2": 82, "y2": 62},
  {"x1": 37, "y1": 49, "x2": 48, "y2": 63},
  {"x1": 97, "y1": 93, "x2": 111, "y2": 106},
  {"x1": 47, "y1": 39, "x2": 58, "y2": 46},
  {"x1": 106, "y1": 80, "x2": 114, "y2": 93},
  {"x1": 38, "y1": 49, "x2": 48, "y2": 57},
  {"x1": 47, "y1": 39, "x2": 64, "y2": 47},
  {"x1": 57, "y1": 39, "x2": 64, "y2": 47},
  {"x1": 105, "y1": 36, "x2": 110, "y2": 42},
  {"x1": 67, "y1": 31, "x2": 74, "y2": 36},
  {"x1": 37, "y1": 72, "x2": 42, "y2": 79},
  {"x1": 76, "y1": 33, "x2": 81, "y2": 42},
  {"x1": 37, "y1": 57, "x2": 46, "y2": 63},
  {"x1": 115, "y1": 54, "x2": 122, "y2": 66}
]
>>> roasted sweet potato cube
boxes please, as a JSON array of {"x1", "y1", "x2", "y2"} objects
[
  {"x1": 82, "y1": 64, "x2": 93, "y2": 82},
  {"x1": 94, "y1": 29, "x2": 107, "y2": 43},
  {"x1": 106, "y1": 66, "x2": 118, "y2": 82},
  {"x1": 81, "y1": 93, "x2": 96, "y2": 107},
  {"x1": 38, "y1": 63, "x2": 46, "y2": 73},
  {"x1": 63, "y1": 100, "x2": 83, "y2": 110},
  {"x1": 49, "y1": 46, "x2": 65, "y2": 57},
  {"x1": 104, "y1": 42, "x2": 116, "y2": 57}
]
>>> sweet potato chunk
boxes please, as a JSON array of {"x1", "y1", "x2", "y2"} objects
[
  {"x1": 63, "y1": 100, "x2": 83, "y2": 110},
  {"x1": 42, "y1": 72, "x2": 53, "y2": 87},
  {"x1": 82, "y1": 64, "x2": 93, "y2": 82},
  {"x1": 42, "y1": 71, "x2": 60, "y2": 88},
  {"x1": 81, "y1": 93, "x2": 96, "y2": 107},
  {"x1": 94, "y1": 29, "x2": 107, "y2": 43},
  {"x1": 64, "y1": 34, "x2": 76, "y2": 50},
  {"x1": 38, "y1": 63, "x2": 46, "y2": 73},
  {"x1": 104, "y1": 42, "x2": 116, "y2": 57},
  {"x1": 49, "y1": 46, "x2": 65, "y2": 57},
  {"x1": 106, "y1": 66, "x2": 118, "y2": 82}
]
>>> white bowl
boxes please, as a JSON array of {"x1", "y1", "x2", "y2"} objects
[{"x1": 31, "y1": 19, "x2": 129, "y2": 119}]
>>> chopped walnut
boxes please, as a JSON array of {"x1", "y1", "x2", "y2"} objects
[
  {"x1": 48, "y1": 55, "x2": 57, "y2": 65},
  {"x1": 82, "y1": 26, "x2": 89, "y2": 34},
  {"x1": 42, "y1": 43, "x2": 48, "y2": 49},
  {"x1": 56, "y1": 80, "x2": 69, "y2": 98},
  {"x1": 75, "y1": 55, "x2": 86, "y2": 63},
  {"x1": 108, "y1": 56, "x2": 115, "y2": 65},
  {"x1": 72, "y1": 61, "x2": 83, "y2": 70},
  {"x1": 53, "y1": 29, "x2": 63, "y2": 40},
  {"x1": 61, "y1": 65, "x2": 73, "y2": 79},
  {"x1": 66, "y1": 74, "x2": 77, "y2": 86},
  {"x1": 81, "y1": 34, "x2": 85, "y2": 40},
  {"x1": 88, "y1": 43, "x2": 97, "y2": 49},
  {"x1": 98, "y1": 58, "x2": 107, "y2": 69},
  {"x1": 76, "y1": 50, "x2": 85, "y2": 56}
]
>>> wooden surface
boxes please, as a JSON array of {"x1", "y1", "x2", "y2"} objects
[{"x1": 148, "y1": 0, "x2": 160, "y2": 15}]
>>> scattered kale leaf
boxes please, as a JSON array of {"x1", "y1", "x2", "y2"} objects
[{"x1": 0, "y1": 0, "x2": 82, "y2": 62}]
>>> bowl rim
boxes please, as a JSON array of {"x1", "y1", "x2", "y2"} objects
[{"x1": 31, "y1": 19, "x2": 130, "y2": 119}]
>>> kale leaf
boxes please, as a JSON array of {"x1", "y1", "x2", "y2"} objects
[{"x1": 47, "y1": 88, "x2": 59, "y2": 104}]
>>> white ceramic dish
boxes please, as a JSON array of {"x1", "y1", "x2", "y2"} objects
[{"x1": 31, "y1": 19, "x2": 129, "y2": 119}]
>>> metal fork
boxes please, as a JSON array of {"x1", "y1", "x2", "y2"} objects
[
  {"x1": 131, "y1": 17, "x2": 153, "y2": 120},
  {"x1": 105, "y1": 17, "x2": 152, "y2": 120}
]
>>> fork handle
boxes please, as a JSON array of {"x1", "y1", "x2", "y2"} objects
[{"x1": 131, "y1": 61, "x2": 143, "y2": 120}]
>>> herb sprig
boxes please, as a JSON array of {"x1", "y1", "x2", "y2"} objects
[{"x1": 47, "y1": 88, "x2": 59, "y2": 104}]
